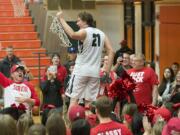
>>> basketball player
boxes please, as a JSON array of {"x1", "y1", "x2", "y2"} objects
[{"x1": 56, "y1": 11, "x2": 114, "y2": 109}]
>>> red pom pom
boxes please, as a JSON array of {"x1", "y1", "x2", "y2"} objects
[
  {"x1": 18, "y1": 103, "x2": 27, "y2": 111},
  {"x1": 108, "y1": 71, "x2": 136, "y2": 101},
  {"x1": 11, "y1": 103, "x2": 17, "y2": 109},
  {"x1": 138, "y1": 103, "x2": 159, "y2": 122},
  {"x1": 11, "y1": 103, "x2": 26, "y2": 111}
]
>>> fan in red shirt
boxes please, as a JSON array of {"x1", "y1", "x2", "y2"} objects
[
  {"x1": 127, "y1": 53, "x2": 159, "y2": 106},
  {"x1": 91, "y1": 96, "x2": 132, "y2": 135}
]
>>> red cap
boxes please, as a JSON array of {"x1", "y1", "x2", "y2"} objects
[
  {"x1": 162, "y1": 117, "x2": 180, "y2": 135},
  {"x1": 10, "y1": 65, "x2": 25, "y2": 73},
  {"x1": 153, "y1": 107, "x2": 171, "y2": 123},
  {"x1": 68, "y1": 105, "x2": 85, "y2": 122}
]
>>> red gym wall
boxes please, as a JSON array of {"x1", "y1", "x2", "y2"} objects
[{"x1": 159, "y1": 5, "x2": 180, "y2": 78}]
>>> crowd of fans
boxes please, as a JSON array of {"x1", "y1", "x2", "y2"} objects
[
  {"x1": 0, "y1": 41, "x2": 179, "y2": 135},
  {"x1": 0, "y1": 10, "x2": 179, "y2": 135}
]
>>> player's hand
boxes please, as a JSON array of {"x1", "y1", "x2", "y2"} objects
[{"x1": 56, "y1": 11, "x2": 63, "y2": 19}]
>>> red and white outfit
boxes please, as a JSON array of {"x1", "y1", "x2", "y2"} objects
[
  {"x1": 0, "y1": 72, "x2": 40, "y2": 110},
  {"x1": 91, "y1": 121, "x2": 132, "y2": 135},
  {"x1": 127, "y1": 67, "x2": 159, "y2": 105}
]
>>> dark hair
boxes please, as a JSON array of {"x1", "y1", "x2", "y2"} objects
[
  {"x1": 131, "y1": 112, "x2": 143, "y2": 135},
  {"x1": 158, "y1": 67, "x2": 175, "y2": 95},
  {"x1": 69, "y1": 61, "x2": 75, "y2": 67},
  {"x1": 41, "y1": 108, "x2": 63, "y2": 125},
  {"x1": 172, "y1": 62, "x2": 180, "y2": 68},
  {"x1": 109, "y1": 112, "x2": 121, "y2": 123},
  {"x1": 78, "y1": 12, "x2": 95, "y2": 27},
  {"x1": 170, "y1": 92, "x2": 180, "y2": 104},
  {"x1": 51, "y1": 53, "x2": 60, "y2": 59},
  {"x1": 95, "y1": 96, "x2": 112, "y2": 117},
  {"x1": 146, "y1": 61, "x2": 155, "y2": 70},
  {"x1": 71, "y1": 119, "x2": 91, "y2": 135}
]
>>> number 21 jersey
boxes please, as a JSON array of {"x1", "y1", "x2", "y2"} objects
[{"x1": 73, "y1": 27, "x2": 105, "y2": 78}]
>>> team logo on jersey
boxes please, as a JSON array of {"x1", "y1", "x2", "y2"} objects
[{"x1": 13, "y1": 85, "x2": 28, "y2": 92}]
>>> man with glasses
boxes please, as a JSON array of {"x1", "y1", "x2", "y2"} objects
[{"x1": 127, "y1": 53, "x2": 159, "y2": 106}]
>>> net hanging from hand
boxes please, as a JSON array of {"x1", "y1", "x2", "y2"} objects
[{"x1": 49, "y1": 16, "x2": 72, "y2": 47}]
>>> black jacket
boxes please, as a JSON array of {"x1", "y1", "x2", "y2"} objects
[
  {"x1": 40, "y1": 79, "x2": 63, "y2": 108},
  {"x1": 0, "y1": 55, "x2": 21, "y2": 77}
]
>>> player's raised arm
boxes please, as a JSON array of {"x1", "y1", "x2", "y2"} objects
[{"x1": 56, "y1": 11, "x2": 86, "y2": 41}]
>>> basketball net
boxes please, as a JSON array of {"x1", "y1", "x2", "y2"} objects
[{"x1": 49, "y1": 16, "x2": 72, "y2": 47}]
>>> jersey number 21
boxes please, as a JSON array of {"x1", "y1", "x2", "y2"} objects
[{"x1": 92, "y1": 34, "x2": 101, "y2": 47}]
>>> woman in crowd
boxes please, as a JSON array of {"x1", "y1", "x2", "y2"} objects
[
  {"x1": 170, "y1": 70, "x2": 180, "y2": 104},
  {"x1": 158, "y1": 67, "x2": 175, "y2": 105}
]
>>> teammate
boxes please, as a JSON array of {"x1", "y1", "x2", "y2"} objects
[{"x1": 56, "y1": 11, "x2": 114, "y2": 108}]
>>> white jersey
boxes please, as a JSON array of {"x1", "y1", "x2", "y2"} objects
[
  {"x1": 73, "y1": 27, "x2": 105, "y2": 78},
  {"x1": 4, "y1": 83, "x2": 32, "y2": 110}
]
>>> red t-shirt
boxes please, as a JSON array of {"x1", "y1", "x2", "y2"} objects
[
  {"x1": 127, "y1": 67, "x2": 159, "y2": 105},
  {"x1": 91, "y1": 121, "x2": 132, "y2": 135}
]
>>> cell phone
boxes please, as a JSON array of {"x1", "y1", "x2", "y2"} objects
[
  {"x1": 48, "y1": 65, "x2": 57, "y2": 73},
  {"x1": 117, "y1": 57, "x2": 123, "y2": 62}
]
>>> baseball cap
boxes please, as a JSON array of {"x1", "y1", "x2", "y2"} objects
[
  {"x1": 153, "y1": 107, "x2": 171, "y2": 123},
  {"x1": 162, "y1": 117, "x2": 180, "y2": 135},
  {"x1": 68, "y1": 105, "x2": 85, "y2": 122},
  {"x1": 67, "y1": 47, "x2": 77, "y2": 53},
  {"x1": 10, "y1": 64, "x2": 25, "y2": 74}
]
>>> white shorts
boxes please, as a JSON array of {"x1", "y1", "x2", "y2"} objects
[{"x1": 66, "y1": 75, "x2": 100, "y2": 101}]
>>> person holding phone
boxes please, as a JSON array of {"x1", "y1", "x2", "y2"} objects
[{"x1": 40, "y1": 53, "x2": 67, "y2": 124}]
